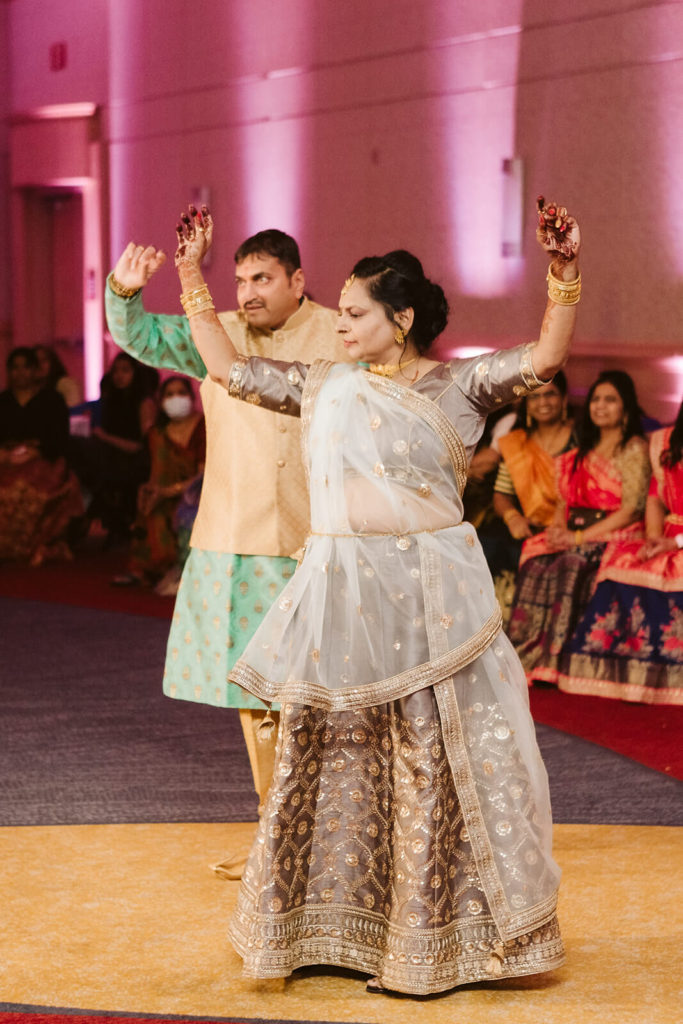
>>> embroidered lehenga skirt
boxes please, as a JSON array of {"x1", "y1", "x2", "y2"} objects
[{"x1": 229, "y1": 658, "x2": 564, "y2": 994}]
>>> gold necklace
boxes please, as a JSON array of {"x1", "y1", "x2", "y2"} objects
[{"x1": 362, "y1": 357, "x2": 419, "y2": 378}]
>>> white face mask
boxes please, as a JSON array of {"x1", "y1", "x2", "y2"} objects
[{"x1": 162, "y1": 394, "x2": 193, "y2": 420}]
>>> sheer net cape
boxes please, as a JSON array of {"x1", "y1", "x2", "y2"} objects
[{"x1": 230, "y1": 360, "x2": 561, "y2": 948}]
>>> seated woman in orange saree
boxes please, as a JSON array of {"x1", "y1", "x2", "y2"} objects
[
  {"x1": 562, "y1": 406, "x2": 683, "y2": 704},
  {"x1": 507, "y1": 371, "x2": 650, "y2": 684},
  {"x1": 480, "y1": 372, "x2": 575, "y2": 578}
]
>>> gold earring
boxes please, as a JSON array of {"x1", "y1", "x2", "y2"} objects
[{"x1": 394, "y1": 326, "x2": 405, "y2": 347}]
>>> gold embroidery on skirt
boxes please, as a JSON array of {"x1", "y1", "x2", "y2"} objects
[{"x1": 228, "y1": 690, "x2": 564, "y2": 994}]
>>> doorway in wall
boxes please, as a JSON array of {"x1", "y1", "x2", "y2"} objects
[
  {"x1": 18, "y1": 187, "x2": 85, "y2": 392},
  {"x1": 9, "y1": 108, "x2": 106, "y2": 398}
]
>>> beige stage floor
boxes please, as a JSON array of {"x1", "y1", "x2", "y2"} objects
[{"x1": 1, "y1": 822, "x2": 680, "y2": 1024}]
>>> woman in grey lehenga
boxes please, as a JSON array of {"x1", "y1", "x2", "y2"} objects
[{"x1": 163, "y1": 196, "x2": 581, "y2": 995}]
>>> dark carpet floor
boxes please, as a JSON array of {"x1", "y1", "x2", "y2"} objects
[{"x1": 1, "y1": 596, "x2": 681, "y2": 828}]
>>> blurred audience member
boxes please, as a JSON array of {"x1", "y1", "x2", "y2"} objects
[
  {"x1": 462, "y1": 403, "x2": 518, "y2": 528},
  {"x1": 0, "y1": 347, "x2": 83, "y2": 565},
  {"x1": 491, "y1": 376, "x2": 575, "y2": 559},
  {"x1": 562, "y1": 397, "x2": 683, "y2": 703},
  {"x1": 34, "y1": 343, "x2": 82, "y2": 408},
  {"x1": 478, "y1": 373, "x2": 575, "y2": 621},
  {"x1": 78, "y1": 352, "x2": 157, "y2": 543},
  {"x1": 153, "y1": 471, "x2": 205, "y2": 596},
  {"x1": 113, "y1": 376, "x2": 205, "y2": 587},
  {"x1": 508, "y1": 370, "x2": 651, "y2": 683}
]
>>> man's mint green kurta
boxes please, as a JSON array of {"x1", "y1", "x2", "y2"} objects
[{"x1": 105, "y1": 284, "x2": 340, "y2": 709}]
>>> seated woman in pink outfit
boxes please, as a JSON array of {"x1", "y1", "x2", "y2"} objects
[
  {"x1": 562, "y1": 398, "x2": 683, "y2": 704},
  {"x1": 507, "y1": 370, "x2": 651, "y2": 684}
]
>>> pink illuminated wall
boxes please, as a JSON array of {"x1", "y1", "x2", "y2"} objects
[
  {"x1": 0, "y1": 2, "x2": 11, "y2": 349},
  {"x1": 3, "y1": 0, "x2": 683, "y2": 417}
]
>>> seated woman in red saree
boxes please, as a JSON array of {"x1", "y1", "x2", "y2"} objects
[
  {"x1": 507, "y1": 370, "x2": 651, "y2": 684},
  {"x1": 0, "y1": 347, "x2": 83, "y2": 565},
  {"x1": 562, "y1": 400, "x2": 683, "y2": 704}
]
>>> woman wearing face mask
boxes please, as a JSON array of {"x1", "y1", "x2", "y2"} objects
[{"x1": 113, "y1": 376, "x2": 205, "y2": 586}]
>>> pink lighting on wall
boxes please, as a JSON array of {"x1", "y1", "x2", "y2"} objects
[
  {"x1": 230, "y1": 7, "x2": 310, "y2": 239},
  {"x1": 82, "y1": 178, "x2": 104, "y2": 399},
  {"x1": 445, "y1": 345, "x2": 496, "y2": 359},
  {"x1": 658, "y1": 355, "x2": 683, "y2": 412},
  {"x1": 428, "y1": 8, "x2": 524, "y2": 298},
  {"x1": 442, "y1": 94, "x2": 523, "y2": 298},
  {"x1": 238, "y1": 113, "x2": 307, "y2": 237},
  {"x1": 28, "y1": 102, "x2": 97, "y2": 120}
]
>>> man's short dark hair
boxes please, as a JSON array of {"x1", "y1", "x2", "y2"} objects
[{"x1": 234, "y1": 229, "x2": 301, "y2": 276}]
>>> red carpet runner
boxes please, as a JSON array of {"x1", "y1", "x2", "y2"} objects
[{"x1": 529, "y1": 685, "x2": 683, "y2": 778}]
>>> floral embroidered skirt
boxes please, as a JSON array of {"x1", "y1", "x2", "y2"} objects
[
  {"x1": 228, "y1": 686, "x2": 565, "y2": 995},
  {"x1": 560, "y1": 579, "x2": 683, "y2": 704}
]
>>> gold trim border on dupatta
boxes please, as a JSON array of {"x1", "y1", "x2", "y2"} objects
[
  {"x1": 229, "y1": 606, "x2": 502, "y2": 711},
  {"x1": 433, "y1": 679, "x2": 560, "y2": 940},
  {"x1": 299, "y1": 358, "x2": 335, "y2": 488},
  {"x1": 363, "y1": 371, "x2": 470, "y2": 496},
  {"x1": 418, "y1": 539, "x2": 559, "y2": 940}
]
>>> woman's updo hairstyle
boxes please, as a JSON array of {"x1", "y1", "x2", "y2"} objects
[{"x1": 350, "y1": 249, "x2": 449, "y2": 354}]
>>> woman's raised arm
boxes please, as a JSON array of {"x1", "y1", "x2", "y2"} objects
[
  {"x1": 532, "y1": 198, "x2": 581, "y2": 382},
  {"x1": 174, "y1": 205, "x2": 241, "y2": 387}
]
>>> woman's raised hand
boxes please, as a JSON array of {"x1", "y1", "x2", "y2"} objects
[
  {"x1": 112, "y1": 243, "x2": 167, "y2": 290},
  {"x1": 536, "y1": 197, "x2": 580, "y2": 263},
  {"x1": 175, "y1": 204, "x2": 213, "y2": 270}
]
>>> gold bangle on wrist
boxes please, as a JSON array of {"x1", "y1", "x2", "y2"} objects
[
  {"x1": 180, "y1": 284, "x2": 215, "y2": 318},
  {"x1": 547, "y1": 267, "x2": 581, "y2": 305},
  {"x1": 574, "y1": 529, "x2": 584, "y2": 546},
  {"x1": 109, "y1": 273, "x2": 141, "y2": 299}
]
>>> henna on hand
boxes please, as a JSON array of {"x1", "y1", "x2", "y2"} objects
[
  {"x1": 536, "y1": 196, "x2": 580, "y2": 263},
  {"x1": 174, "y1": 203, "x2": 213, "y2": 269}
]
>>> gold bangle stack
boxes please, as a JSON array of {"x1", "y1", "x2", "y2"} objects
[
  {"x1": 547, "y1": 267, "x2": 581, "y2": 305},
  {"x1": 108, "y1": 273, "x2": 141, "y2": 299},
  {"x1": 180, "y1": 284, "x2": 215, "y2": 318}
]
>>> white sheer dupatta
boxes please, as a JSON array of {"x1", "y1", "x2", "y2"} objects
[{"x1": 231, "y1": 360, "x2": 561, "y2": 941}]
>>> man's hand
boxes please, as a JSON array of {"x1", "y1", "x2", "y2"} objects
[{"x1": 112, "y1": 243, "x2": 167, "y2": 291}]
